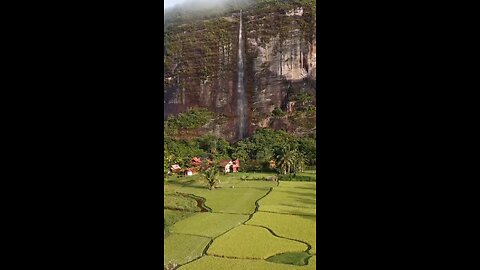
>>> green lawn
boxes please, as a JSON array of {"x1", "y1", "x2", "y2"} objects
[{"x1": 207, "y1": 225, "x2": 307, "y2": 259}]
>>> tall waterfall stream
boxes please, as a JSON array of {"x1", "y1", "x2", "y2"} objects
[{"x1": 236, "y1": 9, "x2": 247, "y2": 139}]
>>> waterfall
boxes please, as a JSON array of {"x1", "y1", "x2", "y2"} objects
[{"x1": 237, "y1": 9, "x2": 247, "y2": 139}]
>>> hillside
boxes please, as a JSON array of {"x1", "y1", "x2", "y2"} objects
[{"x1": 164, "y1": 0, "x2": 316, "y2": 142}]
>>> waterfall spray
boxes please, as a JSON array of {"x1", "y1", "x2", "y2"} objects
[{"x1": 237, "y1": 9, "x2": 247, "y2": 139}]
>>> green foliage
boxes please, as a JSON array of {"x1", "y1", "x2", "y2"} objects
[
  {"x1": 165, "y1": 128, "x2": 316, "y2": 170},
  {"x1": 231, "y1": 141, "x2": 249, "y2": 166},
  {"x1": 297, "y1": 137, "x2": 316, "y2": 166},
  {"x1": 278, "y1": 174, "x2": 315, "y2": 181},
  {"x1": 275, "y1": 147, "x2": 306, "y2": 175},
  {"x1": 165, "y1": 126, "x2": 315, "y2": 174},
  {"x1": 164, "y1": 138, "x2": 206, "y2": 168},
  {"x1": 164, "y1": 107, "x2": 215, "y2": 135},
  {"x1": 164, "y1": 148, "x2": 175, "y2": 179},
  {"x1": 196, "y1": 134, "x2": 232, "y2": 158},
  {"x1": 203, "y1": 165, "x2": 219, "y2": 190},
  {"x1": 243, "y1": 160, "x2": 263, "y2": 172},
  {"x1": 266, "y1": 252, "x2": 311, "y2": 266},
  {"x1": 234, "y1": 128, "x2": 300, "y2": 164},
  {"x1": 272, "y1": 106, "x2": 286, "y2": 117},
  {"x1": 293, "y1": 91, "x2": 313, "y2": 103}
]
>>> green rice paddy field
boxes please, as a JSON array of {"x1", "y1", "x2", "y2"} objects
[{"x1": 164, "y1": 172, "x2": 316, "y2": 269}]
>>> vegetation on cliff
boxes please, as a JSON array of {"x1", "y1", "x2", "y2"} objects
[
  {"x1": 164, "y1": 107, "x2": 215, "y2": 135},
  {"x1": 164, "y1": 0, "x2": 316, "y2": 141},
  {"x1": 164, "y1": 110, "x2": 316, "y2": 177}
]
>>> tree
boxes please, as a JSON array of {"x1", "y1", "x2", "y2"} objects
[
  {"x1": 231, "y1": 140, "x2": 249, "y2": 170},
  {"x1": 203, "y1": 166, "x2": 219, "y2": 190},
  {"x1": 164, "y1": 149, "x2": 174, "y2": 180},
  {"x1": 293, "y1": 152, "x2": 306, "y2": 173},
  {"x1": 276, "y1": 147, "x2": 305, "y2": 175},
  {"x1": 276, "y1": 148, "x2": 294, "y2": 175},
  {"x1": 298, "y1": 137, "x2": 316, "y2": 166}
]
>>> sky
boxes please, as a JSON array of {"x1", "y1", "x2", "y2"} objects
[{"x1": 164, "y1": 0, "x2": 187, "y2": 9}]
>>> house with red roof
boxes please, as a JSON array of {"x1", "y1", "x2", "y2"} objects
[
  {"x1": 170, "y1": 164, "x2": 181, "y2": 173},
  {"x1": 191, "y1": 157, "x2": 202, "y2": 167},
  {"x1": 218, "y1": 159, "x2": 240, "y2": 173},
  {"x1": 232, "y1": 159, "x2": 240, "y2": 172}
]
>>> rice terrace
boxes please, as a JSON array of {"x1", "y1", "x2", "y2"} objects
[
  {"x1": 164, "y1": 0, "x2": 317, "y2": 269},
  {"x1": 164, "y1": 171, "x2": 316, "y2": 270}
]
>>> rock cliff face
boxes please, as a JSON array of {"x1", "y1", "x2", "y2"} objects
[{"x1": 164, "y1": 0, "x2": 316, "y2": 141}]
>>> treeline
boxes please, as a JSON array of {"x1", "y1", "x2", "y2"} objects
[{"x1": 164, "y1": 125, "x2": 316, "y2": 174}]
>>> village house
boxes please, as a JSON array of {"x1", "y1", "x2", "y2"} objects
[
  {"x1": 219, "y1": 159, "x2": 240, "y2": 173},
  {"x1": 190, "y1": 157, "x2": 202, "y2": 167},
  {"x1": 232, "y1": 159, "x2": 240, "y2": 172},
  {"x1": 170, "y1": 158, "x2": 239, "y2": 176},
  {"x1": 170, "y1": 164, "x2": 181, "y2": 174}
]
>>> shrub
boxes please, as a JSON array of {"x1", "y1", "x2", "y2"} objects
[
  {"x1": 244, "y1": 160, "x2": 262, "y2": 172},
  {"x1": 164, "y1": 107, "x2": 215, "y2": 135},
  {"x1": 278, "y1": 174, "x2": 315, "y2": 182},
  {"x1": 272, "y1": 106, "x2": 286, "y2": 117}
]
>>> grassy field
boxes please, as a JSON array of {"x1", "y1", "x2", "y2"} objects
[
  {"x1": 164, "y1": 194, "x2": 199, "y2": 211},
  {"x1": 164, "y1": 210, "x2": 195, "y2": 237},
  {"x1": 178, "y1": 186, "x2": 271, "y2": 214},
  {"x1": 266, "y1": 251, "x2": 312, "y2": 266},
  {"x1": 177, "y1": 256, "x2": 317, "y2": 270},
  {"x1": 170, "y1": 212, "x2": 248, "y2": 238},
  {"x1": 207, "y1": 225, "x2": 307, "y2": 259},
  {"x1": 257, "y1": 181, "x2": 316, "y2": 216},
  {"x1": 164, "y1": 172, "x2": 316, "y2": 269},
  {"x1": 164, "y1": 191, "x2": 201, "y2": 237},
  {"x1": 247, "y1": 211, "x2": 317, "y2": 254},
  {"x1": 164, "y1": 233, "x2": 211, "y2": 265}
]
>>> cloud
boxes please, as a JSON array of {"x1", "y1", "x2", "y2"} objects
[
  {"x1": 164, "y1": 0, "x2": 254, "y2": 12},
  {"x1": 164, "y1": 0, "x2": 188, "y2": 9}
]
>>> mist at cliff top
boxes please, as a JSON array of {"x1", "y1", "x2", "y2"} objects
[{"x1": 164, "y1": 0, "x2": 254, "y2": 12}]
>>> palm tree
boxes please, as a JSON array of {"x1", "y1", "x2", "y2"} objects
[
  {"x1": 276, "y1": 148, "x2": 295, "y2": 174},
  {"x1": 276, "y1": 147, "x2": 306, "y2": 175},
  {"x1": 203, "y1": 166, "x2": 219, "y2": 190},
  {"x1": 292, "y1": 152, "x2": 306, "y2": 174}
]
